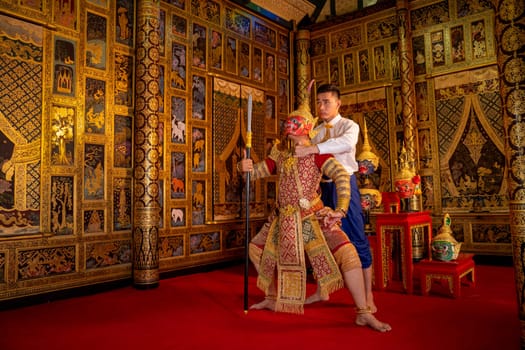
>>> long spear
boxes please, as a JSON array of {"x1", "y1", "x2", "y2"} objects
[{"x1": 244, "y1": 94, "x2": 252, "y2": 314}]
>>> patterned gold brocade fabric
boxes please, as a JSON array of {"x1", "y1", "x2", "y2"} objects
[{"x1": 256, "y1": 151, "x2": 353, "y2": 314}]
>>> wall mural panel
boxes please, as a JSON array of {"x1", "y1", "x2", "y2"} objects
[
  {"x1": 435, "y1": 66, "x2": 507, "y2": 212},
  {"x1": 0, "y1": 0, "x2": 291, "y2": 299},
  {"x1": 212, "y1": 78, "x2": 266, "y2": 221},
  {"x1": 85, "y1": 240, "x2": 131, "y2": 269}
]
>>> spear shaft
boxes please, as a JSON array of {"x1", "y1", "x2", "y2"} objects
[{"x1": 244, "y1": 94, "x2": 252, "y2": 313}]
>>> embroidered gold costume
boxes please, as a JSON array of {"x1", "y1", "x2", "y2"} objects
[{"x1": 250, "y1": 144, "x2": 361, "y2": 314}]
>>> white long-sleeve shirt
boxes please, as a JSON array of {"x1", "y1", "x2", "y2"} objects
[{"x1": 311, "y1": 114, "x2": 359, "y2": 174}]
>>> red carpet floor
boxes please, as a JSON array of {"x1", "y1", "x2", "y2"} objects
[{"x1": 0, "y1": 263, "x2": 520, "y2": 350}]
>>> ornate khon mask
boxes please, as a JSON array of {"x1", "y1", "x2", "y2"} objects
[{"x1": 283, "y1": 106, "x2": 317, "y2": 138}]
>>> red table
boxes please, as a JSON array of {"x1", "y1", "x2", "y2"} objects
[
  {"x1": 413, "y1": 253, "x2": 475, "y2": 298},
  {"x1": 373, "y1": 211, "x2": 432, "y2": 293}
]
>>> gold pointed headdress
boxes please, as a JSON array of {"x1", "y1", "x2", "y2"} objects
[{"x1": 284, "y1": 80, "x2": 318, "y2": 138}]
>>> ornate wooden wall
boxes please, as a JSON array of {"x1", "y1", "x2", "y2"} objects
[
  {"x1": 0, "y1": 0, "x2": 289, "y2": 300},
  {"x1": 309, "y1": 0, "x2": 510, "y2": 255}
]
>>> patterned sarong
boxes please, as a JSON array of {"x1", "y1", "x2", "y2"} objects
[{"x1": 257, "y1": 206, "x2": 343, "y2": 314}]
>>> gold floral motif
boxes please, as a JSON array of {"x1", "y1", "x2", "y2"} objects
[
  {"x1": 282, "y1": 154, "x2": 297, "y2": 173},
  {"x1": 280, "y1": 205, "x2": 297, "y2": 216}
]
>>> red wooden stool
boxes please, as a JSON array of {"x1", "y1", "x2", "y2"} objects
[{"x1": 413, "y1": 253, "x2": 475, "y2": 298}]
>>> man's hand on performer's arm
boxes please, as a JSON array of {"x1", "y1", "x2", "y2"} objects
[{"x1": 294, "y1": 145, "x2": 319, "y2": 157}]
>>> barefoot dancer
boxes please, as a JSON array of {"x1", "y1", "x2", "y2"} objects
[{"x1": 239, "y1": 105, "x2": 391, "y2": 332}]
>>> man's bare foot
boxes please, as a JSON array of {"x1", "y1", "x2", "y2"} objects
[
  {"x1": 249, "y1": 298, "x2": 276, "y2": 311},
  {"x1": 355, "y1": 312, "x2": 392, "y2": 332},
  {"x1": 304, "y1": 290, "x2": 329, "y2": 304}
]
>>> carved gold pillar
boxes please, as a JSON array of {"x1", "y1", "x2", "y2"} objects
[
  {"x1": 133, "y1": 0, "x2": 161, "y2": 288},
  {"x1": 295, "y1": 29, "x2": 311, "y2": 109},
  {"x1": 494, "y1": 0, "x2": 525, "y2": 345},
  {"x1": 396, "y1": 0, "x2": 418, "y2": 173}
]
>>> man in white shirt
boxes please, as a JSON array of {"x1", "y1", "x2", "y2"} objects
[{"x1": 295, "y1": 83, "x2": 376, "y2": 312}]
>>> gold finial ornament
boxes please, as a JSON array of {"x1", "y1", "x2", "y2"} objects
[{"x1": 356, "y1": 116, "x2": 379, "y2": 173}]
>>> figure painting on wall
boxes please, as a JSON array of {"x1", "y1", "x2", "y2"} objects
[
  {"x1": 171, "y1": 152, "x2": 185, "y2": 199},
  {"x1": 85, "y1": 78, "x2": 106, "y2": 134},
  {"x1": 114, "y1": 115, "x2": 132, "y2": 168},
  {"x1": 159, "y1": 9, "x2": 165, "y2": 56},
  {"x1": 171, "y1": 208, "x2": 185, "y2": 227},
  {"x1": 359, "y1": 49, "x2": 369, "y2": 82},
  {"x1": 279, "y1": 33, "x2": 288, "y2": 53},
  {"x1": 190, "y1": 231, "x2": 220, "y2": 254},
  {"x1": 116, "y1": 0, "x2": 133, "y2": 47},
  {"x1": 431, "y1": 31, "x2": 445, "y2": 67},
  {"x1": 264, "y1": 52, "x2": 275, "y2": 90},
  {"x1": 192, "y1": 23, "x2": 206, "y2": 68},
  {"x1": 471, "y1": 19, "x2": 487, "y2": 59},
  {"x1": 210, "y1": 30, "x2": 222, "y2": 69},
  {"x1": 393, "y1": 87, "x2": 403, "y2": 126},
  {"x1": 171, "y1": 96, "x2": 186, "y2": 144},
  {"x1": 254, "y1": 21, "x2": 276, "y2": 48},
  {"x1": 113, "y1": 178, "x2": 131, "y2": 231},
  {"x1": 311, "y1": 36, "x2": 327, "y2": 57},
  {"x1": 415, "y1": 82, "x2": 429, "y2": 122},
  {"x1": 225, "y1": 7, "x2": 251, "y2": 37},
  {"x1": 264, "y1": 95, "x2": 276, "y2": 133},
  {"x1": 390, "y1": 42, "x2": 400, "y2": 80},
  {"x1": 54, "y1": 37, "x2": 75, "y2": 97},
  {"x1": 192, "y1": 0, "x2": 220, "y2": 25},
  {"x1": 225, "y1": 36, "x2": 237, "y2": 74},
  {"x1": 51, "y1": 176, "x2": 74, "y2": 235},
  {"x1": 278, "y1": 78, "x2": 288, "y2": 114},
  {"x1": 451, "y1": 26, "x2": 465, "y2": 63},
  {"x1": 192, "y1": 181, "x2": 205, "y2": 225},
  {"x1": 239, "y1": 42, "x2": 250, "y2": 78},
  {"x1": 86, "y1": 12, "x2": 107, "y2": 70},
  {"x1": 84, "y1": 144, "x2": 104, "y2": 201},
  {"x1": 343, "y1": 53, "x2": 355, "y2": 85},
  {"x1": 171, "y1": 43, "x2": 186, "y2": 90},
  {"x1": 329, "y1": 57, "x2": 339, "y2": 85},
  {"x1": 418, "y1": 129, "x2": 432, "y2": 168},
  {"x1": 51, "y1": 105, "x2": 75, "y2": 166},
  {"x1": 412, "y1": 36, "x2": 426, "y2": 76},
  {"x1": 84, "y1": 209, "x2": 104, "y2": 234},
  {"x1": 54, "y1": 0, "x2": 76, "y2": 30},
  {"x1": 374, "y1": 46, "x2": 386, "y2": 79},
  {"x1": 192, "y1": 75, "x2": 206, "y2": 120},
  {"x1": 114, "y1": 53, "x2": 133, "y2": 106},
  {"x1": 172, "y1": 14, "x2": 187, "y2": 37},
  {"x1": 278, "y1": 56, "x2": 287, "y2": 75},
  {"x1": 314, "y1": 58, "x2": 327, "y2": 77},
  {"x1": 192, "y1": 128, "x2": 205, "y2": 172},
  {"x1": 253, "y1": 47, "x2": 262, "y2": 82}
]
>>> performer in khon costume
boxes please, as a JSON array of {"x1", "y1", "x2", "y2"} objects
[{"x1": 239, "y1": 103, "x2": 391, "y2": 332}]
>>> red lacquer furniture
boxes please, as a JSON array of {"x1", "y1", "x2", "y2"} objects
[
  {"x1": 372, "y1": 211, "x2": 432, "y2": 294},
  {"x1": 413, "y1": 253, "x2": 475, "y2": 298}
]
